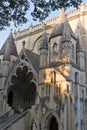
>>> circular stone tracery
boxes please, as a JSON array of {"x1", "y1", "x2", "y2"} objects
[{"x1": 7, "y1": 65, "x2": 37, "y2": 111}]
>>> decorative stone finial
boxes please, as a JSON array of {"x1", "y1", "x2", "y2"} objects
[
  {"x1": 40, "y1": 21, "x2": 48, "y2": 50},
  {"x1": 58, "y1": 8, "x2": 67, "y2": 24},
  {"x1": 10, "y1": 29, "x2": 12, "y2": 32},
  {"x1": 22, "y1": 40, "x2": 26, "y2": 48},
  {"x1": 30, "y1": 22, "x2": 33, "y2": 27},
  {"x1": 29, "y1": 22, "x2": 33, "y2": 32},
  {"x1": 42, "y1": 21, "x2": 46, "y2": 32}
]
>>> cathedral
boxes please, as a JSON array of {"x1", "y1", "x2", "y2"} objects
[{"x1": 0, "y1": 2, "x2": 87, "y2": 130}]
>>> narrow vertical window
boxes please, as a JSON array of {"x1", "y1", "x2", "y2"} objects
[
  {"x1": 72, "y1": 45, "x2": 74, "y2": 59},
  {"x1": 75, "y1": 72, "x2": 79, "y2": 84},
  {"x1": 59, "y1": 84, "x2": 61, "y2": 94},
  {"x1": 49, "y1": 85, "x2": 50, "y2": 95},
  {"x1": 55, "y1": 84, "x2": 58, "y2": 94},
  {"x1": 53, "y1": 43, "x2": 58, "y2": 55}
]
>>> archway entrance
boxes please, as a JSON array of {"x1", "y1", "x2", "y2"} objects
[
  {"x1": 7, "y1": 91, "x2": 13, "y2": 107},
  {"x1": 49, "y1": 117, "x2": 58, "y2": 130},
  {"x1": 7, "y1": 65, "x2": 37, "y2": 112}
]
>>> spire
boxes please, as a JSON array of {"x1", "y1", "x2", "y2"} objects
[
  {"x1": 10, "y1": 31, "x2": 18, "y2": 56},
  {"x1": 60, "y1": 9, "x2": 71, "y2": 43},
  {"x1": 40, "y1": 22, "x2": 48, "y2": 49},
  {"x1": 76, "y1": 26, "x2": 84, "y2": 52},
  {"x1": 62, "y1": 20, "x2": 71, "y2": 43},
  {"x1": 0, "y1": 32, "x2": 18, "y2": 57},
  {"x1": 80, "y1": 1, "x2": 85, "y2": 13},
  {"x1": 58, "y1": 8, "x2": 67, "y2": 24},
  {"x1": 3, "y1": 36, "x2": 10, "y2": 61},
  {"x1": 30, "y1": 22, "x2": 33, "y2": 27}
]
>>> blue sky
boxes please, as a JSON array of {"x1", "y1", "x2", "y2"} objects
[{"x1": 0, "y1": 0, "x2": 87, "y2": 49}]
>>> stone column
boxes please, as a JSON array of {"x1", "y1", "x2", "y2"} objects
[
  {"x1": 64, "y1": 90, "x2": 76, "y2": 130},
  {"x1": 77, "y1": 84, "x2": 81, "y2": 130}
]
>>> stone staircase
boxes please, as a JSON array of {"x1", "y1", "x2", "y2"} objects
[
  {"x1": 0, "y1": 113, "x2": 19, "y2": 129},
  {"x1": 0, "y1": 110, "x2": 28, "y2": 130}
]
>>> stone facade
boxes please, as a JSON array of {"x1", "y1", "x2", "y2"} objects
[{"x1": 0, "y1": 2, "x2": 87, "y2": 130}]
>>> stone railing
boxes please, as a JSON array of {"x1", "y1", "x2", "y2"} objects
[
  {"x1": 32, "y1": 23, "x2": 43, "y2": 31},
  {"x1": 66, "y1": 8, "x2": 80, "y2": 17},
  {"x1": 15, "y1": 3, "x2": 87, "y2": 37},
  {"x1": 0, "y1": 110, "x2": 13, "y2": 123},
  {"x1": 1, "y1": 110, "x2": 28, "y2": 130}
]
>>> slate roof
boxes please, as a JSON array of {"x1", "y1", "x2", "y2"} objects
[
  {"x1": 76, "y1": 25, "x2": 84, "y2": 52},
  {"x1": 0, "y1": 32, "x2": 18, "y2": 57},
  {"x1": 24, "y1": 48, "x2": 39, "y2": 73},
  {"x1": 50, "y1": 9, "x2": 76, "y2": 40},
  {"x1": 76, "y1": 37, "x2": 84, "y2": 52},
  {"x1": 50, "y1": 23, "x2": 76, "y2": 40}
]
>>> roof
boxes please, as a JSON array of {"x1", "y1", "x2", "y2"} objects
[
  {"x1": 76, "y1": 23, "x2": 84, "y2": 52},
  {"x1": 24, "y1": 48, "x2": 39, "y2": 73},
  {"x1": 50, "y1": 9, "x2": 76, "y2": 40},
  {"x1": 50, "y1": 23, "x2": 76, "y2": 39},
  {"x1": 76, "y1": 36, "x2": 84, "y2": 52},
  {"x1": 0, "y1": 32, "x2": 18, "y2": 57}
]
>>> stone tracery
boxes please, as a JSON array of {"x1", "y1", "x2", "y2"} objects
[{"x1": 7, "y1": 65, "x2": 37, "y2": 112}]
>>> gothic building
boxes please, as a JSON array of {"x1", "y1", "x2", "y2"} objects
[{"x1": 0, "y1": 2, "x2": 87, "y2": 130}]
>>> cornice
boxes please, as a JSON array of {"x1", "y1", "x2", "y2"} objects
[{"x1": 14, "y1": 4, "x2": 87, "y2": 41}]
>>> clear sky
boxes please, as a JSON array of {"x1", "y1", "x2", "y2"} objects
[{"x1": 0, "y1": 0, "x2": 87, "y2": 49}]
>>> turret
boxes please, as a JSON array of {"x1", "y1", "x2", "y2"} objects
[
  {"x1": 61, "y1": 10, "x2": 76, "y2": 63},
  {"x1": 1, "y1": 37, "x2": 10, "y2": 77},
  {"x1": 76, "y1": 26, "x2": 85, "y2": 70},
  {"x1": 39, "y1": 23, "x2": 49, "y2": 99},
  {"x1": 62, "y1": 21, "x2": 72, "y2": 60},
  {"x1": 39, "y1": 22, "x2": 48, "y2": 68},
  {"x1": 49, "y1": 9, "x2": 76, "y2": 64},
  {"x1": 0, "y1": 31, "x2": 18, "y2": 89}
]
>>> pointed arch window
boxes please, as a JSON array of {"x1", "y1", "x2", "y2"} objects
[
  {"x1": 49, "y1": 116, "x2": 59, "y2": 130},
  {"x1": 72, "y1": 45, "x2": 74, "y2": 59},
  {"x1": 53, "y1": 43, "x2": 58, "y2": 55},
  {"x1": 75, "y1": 72, "x2": 79, "y2": 84}
]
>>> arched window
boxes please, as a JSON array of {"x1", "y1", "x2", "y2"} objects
[
  {"x1": 7, "y1": 91, "x2": 13, "y2": 107},
  {"x1": 72, "y1": 45, "x2": 74, "y2": 59},
  {"x1": 49, "y1": 116, "x2": 58, "y2": 130},
  {"x1": 53, "y1": 43, "x2": 58, "y2": 55}
]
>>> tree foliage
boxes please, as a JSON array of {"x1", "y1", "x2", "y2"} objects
[
  {"x1": 0, "y1": 0, "x2": 82, "y2": 30},
  {"x1": 0, "y1": 0, "x2": 29, "y2": 30},
  {"x1": 31, "y1": 0, "x2": 82, "y2": 21}
]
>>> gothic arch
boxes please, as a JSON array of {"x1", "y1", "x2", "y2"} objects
[
  {"x1": 7, "y1": 64, "x2": 37, "y2": 112},
  {"x1": 53, "y1": 43, "x2": 58, "y2": 55},
  {"x1": 41, "y1": 109, "x2": 60, "y2": 130},
  {"x1": 7, "y1": 90, "x2": 13, "y2": 107},
  {"x1": 32, "y1": 33, "x2": 50, "y2": 54},
  {"x1": 72, "y1": 44, "x2": 74, "y2": 59},
  {"x1": 75, "y1": 72, "x2": 79, "y2": 84}
]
